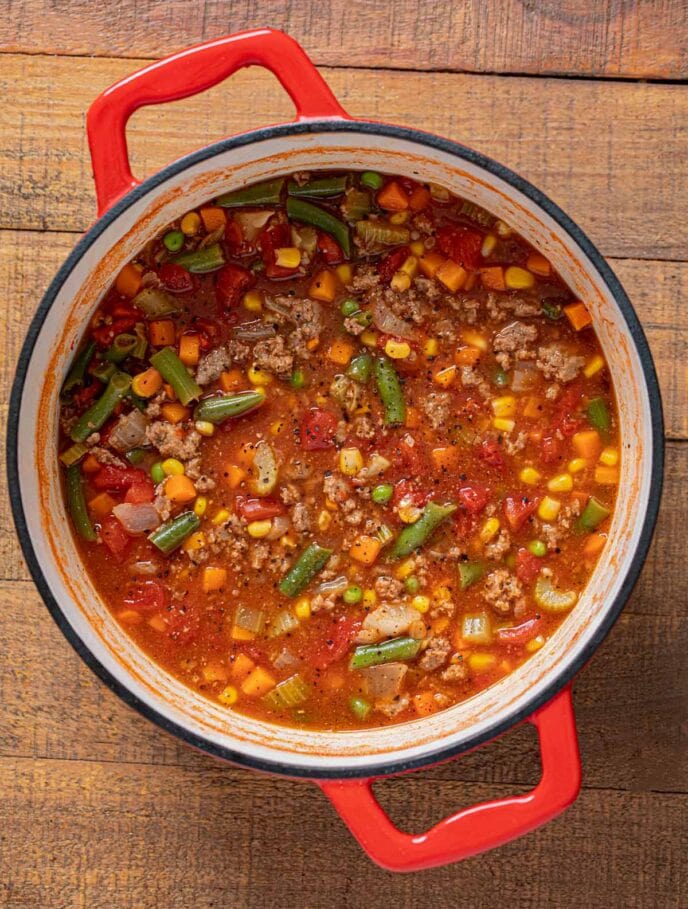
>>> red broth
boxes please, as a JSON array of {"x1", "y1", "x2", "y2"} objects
[{"x1": 58, "y1": 171, "x2": 618, "y2": 729}]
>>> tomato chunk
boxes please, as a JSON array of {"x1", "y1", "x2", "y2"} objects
[
  {"x1": 477, "y1": 438, "x2": 506, "y2": 470},
  {"x1": 123, "y1": 580, "x2": 167, "y2": 613},
  {"x1": 93, "y1": 466, "x2": 148, "y2": 492},
  {"x1": 458, "y1": 483, "x2": 491, "y2": 514},
  {"x1": 496, "y1": 615, "x2": 543, "y2": 645},
  {"x1": 301, "y1": 408, "x2": 338, "y2": 450},
  {"x1": 302, "y1": 616, "x2": 361, "y2": 671},
  {"x1": 317, "y1": 232, "x2": 344, "y2": 264},
  {"x1": 124, "y1": 477, "x2": 156, "y2": 504},
  {"x1": 515, "y1": 548, "x2": 542, "y2": 584},
  {"x1": 503, "y1": 494, "x2": 540, "y2": 532},
  {"x1": 436, "y1": 226, "x2": 483, "y2": 269},
  {"x1": 215, "y1": 263, "x2": 254, "y2": 308},
  {"x1": 100, "y1": 515, "x2": 132, "y2": 562},
  {"x1": 159, "y1": 263, "x2": 195, "y2": 294},
  {"x1": 235, "y1": 496, "x2": 285, "y2": 522},
  {"x1": 378, "y1": 246, "x2": 410, "y2": 283}
]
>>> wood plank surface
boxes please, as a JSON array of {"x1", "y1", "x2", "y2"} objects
[
  {"x1": 1, "y1": 54, "x2": 687, "y2": 260},
  {"x1": 1, "y1": 0, "x2": 687, "y2": 80}
]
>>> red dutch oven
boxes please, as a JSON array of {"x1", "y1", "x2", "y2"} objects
[{"x1": 8, "y1": 29, "x2": 663, "y2": 871}]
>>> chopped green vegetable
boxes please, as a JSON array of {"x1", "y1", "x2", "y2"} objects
[
  {"x1": 350, "y1": 636, "x2": 422, "y2": 670},
  {"x1": 458, "y1": 200, "x2": 495, "y2": 228},
  {"x1": 341, "y1": 298, "x2": 361, "y2": 317},
  {"x1": 349, "y1": 696, "x2": 371, "y2": 720},
  {"x1": 360, "y1": 171, "x2": 384, "y2": 191},
  {"x1": 70, "y1": 371, "x2": 132, "y2": 442},
  {"x1": 150, "y1": 461, "x2": 165, "y2": 485},
  {"x1": 193, "y1": 389, "x2": 265, "y2": 424},
  {"x1": 541, "y1": 301, "x2": 563, "y2": 321},
  {"x1": 163, "y1": 229, "x2": 185, "y2": 252},
  {"x1": 132, "y1": 287, "x2": 179, "y2": 318},
  {"x1": 268, "y1": 609, "x2": 300, "y2": 638},
  {"x1": 459, "y1": 560, "x2": 485, "y2": 590},
  {"x1": 461, "y1": 612, "x2": 492, "y2": 644},
  {"x1": 587, "y1": 396, "x2": 611, "y2": 436},
  {"x1": 148, "y1": 511, "x2": 200, "y2": 554},
  {"x1": 528, "y1": 540, "x2": 547, "y2": 557},
  {"x1": 235, "y1": 604, "x2": 266, "y2": 634},
  {"x1": 150, "y1": 347, "x2": 202, "y2": 406},
  {"x1": 125, "y1": 448, "x2": 146, "y2": 465},
  {"x1": 216, "y1": 177, "x2": 285, "y2": 208},
  {"x1": 376, "y1": 524, "x2": 394, "y2": 546},
  {"x1": 371, "y1": 483, "x2": 394, "y2": 505},
  {"x1": 62, "y1": 341, "x2": 96, "y2": 395},
  {"x1": 355, "y1": 220, "x2": 410, "y2": 249},
  {"x1": 286, "y1": 197, "x2": 351, "y2": 258},
  {"x1": 263, "y1": 674, "x2": 309, "y2": 710},
  {"x1": 66, "y1": 464, "x2": 96, "y2": 542},
  {"x1": 105, "y1": 333, "x2": 138, "y2": 363},
  {"x1": 404, "y1": 576, "x2": 420, "y2": 595},
  {"x1": 341, "y1": 188, "x2": 371, "y2": 221},
  {"x1": 290, "y1": 367, "x2": 307, "y2": 389},
  {"x1": 92, "y1": 361, "x2": 116, "y2": 383},
  {"x1": 59, "y1": 441, "x2": 89, "y2": 468},
  {"x1": 374, "y1": 356, "x2": 406, "y2": 426},
  {"x1": 343, "y1": 585, "x2": 363, "y2": 605},
  {"x1": 279, "y1": 543, "x2": 333, "y2": 598},
  {"x1": 576, "y1": 496, "x2": 611, "y2": 533},
  {"x1": 493, "y1": 367, "x2": 509, "y2": 387},
  {"x1": 173, "y1": 243, "x2": 225, "y2": 274},
  {"x1": 346, "y1": 352, "x2": 373, "y2": 384},
  {"x1": 391, "y1": 501, "x2": 457, "y2": 560},
  {"x1": 534, "y1": 576, "x2": 578, "y2": 613},
  {"x1": 287, "y1": 175, "x2": 347, "y2": 198}
]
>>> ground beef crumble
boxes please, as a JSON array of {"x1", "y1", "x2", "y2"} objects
[{"x1": 482, "y1": 568, "x2": 525, "y2": 616}]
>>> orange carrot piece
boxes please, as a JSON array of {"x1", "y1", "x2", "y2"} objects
[
  {"x1": 149, "y1": 319, "x2": 176, "y2": 347},
  {"x1": 564, "y1": 301, "x2": 593, "y2": 331},
  {"x1": 115, "y1": 263, "x2": 142, "y2": 298},
  {"x1": 178, "y1": 333, "x2": 201, "y2": 367},
  {"x1": 480, "y1": 266, "x2": 506, "y2": 291},
  {"x1": 376, "y1": 181, "x2": 409, "y2": 211},
  {"x1": 408, "y1": 186, "x2": 431, "y2": 211},
  {"x1": 199, "y1": 206, "x2": 227, "y2": 232}
]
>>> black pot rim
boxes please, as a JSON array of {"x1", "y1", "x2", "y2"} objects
[{"x1": 7, "y1": 118, "x2": 664, "y2": 780}]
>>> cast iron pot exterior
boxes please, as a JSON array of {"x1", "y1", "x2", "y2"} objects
[{"x1": 8, "y1": 30, "x2": 663, "y2": 871}]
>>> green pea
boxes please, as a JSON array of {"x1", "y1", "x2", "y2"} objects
[
  {"x1": 341, "y1": 298, "x2": 361, "y2": 317},
  {"x1": 361, "y1": 171, "x2": 384, "y2": 191},
  {"x1": 371, "y1": 483, "x2": 394, "y2": 505},
  {"x1": 150, "y1": 461, "x2": 165, "y2": 485},
  {"x1": 163, "y1": 229, "x2": 184, "y2": 252},
  {"x1": 343, "y1": 585, "x2": 363, "y2": 605},
  {"x1": 290, "y1": 367, "x2": 307, "y2": 389},
  {"x1": 528, "y1": 540, "x2": 547, "y2": 557},
  {"x1": 404, "y1": 576, "x2": 420, "y2": 595},
  {"x1": 349, "y1": 696, "x2": 371, "y2": 720}
]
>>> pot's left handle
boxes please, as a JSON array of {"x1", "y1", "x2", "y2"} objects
[{"x1": 87, "y1": 28, "x2": 349, "y2": 216}]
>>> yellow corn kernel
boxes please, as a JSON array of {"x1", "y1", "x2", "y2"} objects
[
  {"x1": 479, "y1": 517, "x2": 500, "y2": 544},
  {"x1": 247, "y1": 519, "x2": 272, "y2": 538},
  {"x1": 362, "y1": 588, "x2": 377, "y2": 608},
  {"x1": 468, "y1": 652, "x2": 497, "y2": 672},
  {"x1": 218, "y1": 685, "x2": 238, "y2": 706},
  {"x1": 504, "y1": 266, "x2": 535, "y2": 290},
  {"x1": 410, "y1": 240, "x2": 426, "y2": 256},
  {"x1": 247, "y1": 364, "x2": 274, "y2": 386},
  {"x1": 398, "y1": 503, "x2": 422, "y2": 524},
  {"x1": 423, "y1": 338, "x2": 439, "y2": 357},
  {"x1": 493, "y1": 417, "x2": 515, "y2": 433},
  {"x1": 317, "y1": 509, "x2": 332, "y2": 531},
  {"x1": 270, "y1": 420, "x2": 286, "y2": 436},
  {"x1": 389, "y1": 211, "x2": 409, "y2": 225},
  {"x1": 211, "y1": 508, "x2": 230, "y2": 526},
  {"x1": 599, "y1": 447, "x2": 619, "y2": 466},
  {"x1": 495, "y1": 219, "x2": 512, "y2": 237},
  {"x1": 385, "y1": 339, "x2": 411, "y2": 359},
  {"x1": 433, "y1": 585, "x2": 452, "y2": 603},
  {"x1": 520, "y1": 467, "x2": 541, "y2": 486},
  {"x1": 526, "y1": 635, "x2": 546, "y2": 653},
  {"x1": 193, "y1": 496, "x2": 208, "y2": 517},
  {"x1": 281, "y1": 533, "x2": 298, "y2": 549},
  {"x1": 538, "y1": 496, "x2": 561, "y2": 522},
  {"x1": 202, "y1": 566, "x2": 227, "y2": 592},
  {"x1": 242, "y1": 290, "x2": 263, "y2": 313},
  {"x1": 547, "y1": 473, "x2": 573, "y2": 493},
  {"x1": 595, "y1": 465, "x2": 619, "y2": 485},
  {"x1": 584, "y1": 354, "x2": 605, "y2": 378},
  {"x1": 434, "y1": 365, "x2": 457, "y2": 388},
  {"x1": 194, "y1": 420, "x2": 215, "y2": 437},
  {"x1": 461, "y1": 328, "x2": 488, "y2": 351},
  {"x1": 390, "y1": 271, "x2": 411, "y2": 293},
  {"x1": 182, "y1": 531, "x2": 206, "y2": 553},
  {"x1": 162, "y1": 458, "x2": 184, "y2": 476},
  {"x1": 481, "y1": 233, "x2": 497, "y2": 257},
  {"x1": 568, "y1": 458, "x2": 588, "y2": 474},
  {"x1": 340, "y1": 447, "x2": 364, "y2": 477},
  {"x1": 359, "y1": 330, "x2": 378, "y2": 347},
  {"x1": 395, "y1": 558, "x2": 416, "y2": 580},
  {"x1": 275, "y1": 247, "x2": 302, "y2": 268},
  {"x1": 491, "y1": 395, "x2": 517, "y2": 418},
  {"x1": 400, "y1": 255, "x2": 419, "y2": 278},
  {"x1": 335, "y1": 263, "x2": 352, "y2": 284},
  {"x1": 327, "y1": 338, "x2": 354, "y2": 366},
  {"x1": 294, "y1": 597, "x2": 311, "y2": 620},
  {"x1": 180, "y1": 211, "x2": 201, "y2": 236},
  {"x1": 411, "y1": 595, "x2": 430, "y2": 614}
]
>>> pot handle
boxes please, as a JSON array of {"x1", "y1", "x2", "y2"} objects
[
  {"x1": 318, "y1": 686, "x2": 580, "y2": 872},
  {"x1": 86, "y1": 28, "x2": 349, "y2": 215}
]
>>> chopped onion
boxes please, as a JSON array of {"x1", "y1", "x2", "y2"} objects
[
  {"x1": 511, "y1": 362, "x2": 539, "y2": 393},
  {"x1": 109, "y1": 409, "x2": 149, "y2": 452},
  {"x1": 356, "y1": 604, "x2": 420, "y2": 644},
  {"x1": 372, "y1": 301, "x2": 416, "y2": 341},
  {"x1": 273, "y1": 647, "x2": 300, "y2": 671},
  {"x1": 112, "y1": 503, "x2": 160, "y2": 534},
  {"x1": 235, "y1": 604, "x2": 266, "y2": 633},
  {"x1": 266, "y1": 514, "x2": 291, "y2": 540},
  {"x1": 232, "y1": 320, "x2": 277, "y2": 341},
  {"x1": 129, "y1": 560, "x2": 162, "y2": 576},
  {"x1": 235, "y1": 210, "x2": 273, "y2": 241},
  {"x1": 360, "y1": 663, "x2": 408, "y2": 699}
]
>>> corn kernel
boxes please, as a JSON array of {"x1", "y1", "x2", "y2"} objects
[
  {"x1": 294, "y1": 598, "x2": 311, "y2": 620},
  {"x1": 505, "y1": 266, "x2": 535, "y2": 290},
  {"x1": 491, "y1": 396, "x2": 517, "y2": 418},
  {"x1": 495, "y1": 219, "x2": 512, "y2": 237},
  {"x1": 211, "y1": 508, "x2": 230, "y2": 526},
  {"x1": 362, "y1": 588, "x2": 377, "y2": 608},
  {"x1": 162, "y1": 458, "x2": 184, "y2": 476},
  {"x1": 547, "y1": 473, "x2": 573, "y2": 493},
  {"x1": 493, "y1": 417, "x2": 515, "y2": 433},
  {"x1": 410, "y1": 240, "x2": 426, "y2": 256},
  {"x1": 218, "y1": 685, "x2": 238, "y2": 706},
  {"x1": 390, "y1": 271, "x2": 411, "y2": 293},
  {"x1": 526, "y1": 635, "x2": 546, "y2": 653},
  {"x1": 389, "y1": 211, "x2": 409, "y2": 224},
  {"x1": 434, "y1": 365, "x2": 457, "y2": 387},
  {"x1": 538, "y1": 496, "x2": 561, "y2": 522},
  {"x1": 195, "y1": 420, "x2": 215, "y2": 437},
  {"x1": 243, "y1": 290, "x2": 263, "y2": 312},
  {"x1": 411, "y1": 595, "x2": 430, "y2": 613},
  {"x1": 519, "y1": 467, "x2": 541, "y2": 485},
  {"x1": 247, "y1": 520, "x2": 272, "y2": 538},
  {"x1": 568, "y1": 458, "x2": 588, "y2": 474},
  {"x1": 479, "y1": 517, "x2": 500, "y2": 543},
  {"x1": 180, "y1": 211, "x2": 201, "y2": 236},
  {"x1": 461, "y1": 328, "x2": 488, "y2": 351},
  {"x1": 275, "y1": 247, "x2": 301, "y2": 268},
  {"x1": 385, "y1": 339, "x2": 411, "y2": 359},
  {"x1": 193, "y1": 496, "x2": 208, "y2": 517},
  {"x1": 423, "y1": 338, "x2": 439, "y2": 357},
  {"x1": 360, "y1": 330, "x2": 378, "y2": 347},
  {"x1": 469, "y1": 652, "x2": 497, "y2": 672},
  {"x1": 599, "y1": 447, "x2": 619, "y2": 466},
  {"x1": 584, "y1": 354, "x2": 605, "y2": 378},
  {"x1": 398, "y1": 503, "x2": 422, "y2": 524},
  {"x1": 335, "y1": 263, "x2": 352, "y2": 284},
  {"x1": 247, "y1": 364, "x2": 273, "y2": 386},
  {"x1": 317, "y1": 509, "x2": 332, "y2": 531},
  {"x1": 400, "y1": 255, "x2": 419, "y2": 277},
  {"x1": 340, "y1": 447, "x2": 364, "y2": 476},
  {"x1": 433, "y1": 585, "x2": 452, "y2": 603},
  {"x1": 395, "y1": 558, "x2": 416, "y2": 580},
  {"x1": 481, "y1": 234, "x2": 497, "y2": 257},
  {"x1": 182, "y1": 531, "x2": 206, "y2": 552}
]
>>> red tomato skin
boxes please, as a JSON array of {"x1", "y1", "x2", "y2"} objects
[
  {"x1": 234, "y1": 496, "x2": 285, "y2": 521},
  {"x1": 301, "y1": 408, "x2": 338, "y2": 450},
  {"x1": 123, "y1": 580, "x2": 167, "y2": 613},
  {"x1": 503, "y1": 494, "x2": 540, "y2": 532},
  {"x1": 515, "y1": 548, "x2": 542, "y2": 584},
  {"x1": 304, "y1": 616, "x2": 361, "y2": 671},
  {"x1": 259, "y1": 223, "x2": 299, "y2": 278},
  {"x1": 99, "y1": 516, "x2": 131, "y2": 562},
  {"x1": 496, "y1": 615, "x2": 543, "y2": 645},
  {"x1": 224, "y1": 218, "x2": 248, "y2": 255},
  {"x1": 93, "y1": 466, "x2": 148, "y2": 492},
  {"x1": 436, "y1": 226, "x2": 483, "y2": 269},
  {"x1": 159, "y1": 263, "x2": 195, "y2": 294},
  {"x1": 477, "y1": 438, "x2": 506, "y2": 470},
  {"x1": 124, "y1": 478, "x2": 155, "y2": 504},
  {"x1": 392, "y1": 478, "x2": 426, "y2": 509},
  {"x1": 378, "y1": 246, "x2": 410, "y2": 283},
  {"x1": 458, "y1": 483, "x2": 491, "y2": 514},
  {"x1": 215, "y1": 264, "x2": 254, "y2": 308},
  {"x1": 317, "y1": 232, "x2": 344, "y2": 264}
]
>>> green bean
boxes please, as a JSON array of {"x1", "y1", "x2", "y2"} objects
[
  {"x1": 459, "y1": 560, "x2": 485, "y2": 590},
  {"x1": 587, "y1": 396, "x2": 611, "y2": 436},
  {"x1": 347, "y1": 352, "x2": 373, "y2": 384},
  {"x1": 92, "y1": 361, "x2": 116, "y2": 383},
  {"x1": 576, "y1": 496, "x2": 611, "y2": 533},
  {"x1": 193, "y1": 389, "x2": 265, "y2": 424},
  {"x1": 149, "y1": 511, "x2": 200, "y2": 554},
  {"x1": 105, "y1": 333, "x2": 138, "y2": 363},
  {"x1": 360, "y1": 171, "x2": 384, "y2": 191},
  {"x1": 62, "y1": 341, "x2": 96, "y2": 395},
  {"x1": 172, "y1": 243, "x2": 225, "y2": 274},
  {"x1": 216, "y1": 177, "x2": 285, "y2": 208},
  {"x1": 287, "y1": 176, "x2": 347, "y2": 198},
  {"x1": 149, "y1": 347, "x2": 202, "y2": 406},
  {"x1": 65, "y1": 465, "x2": 96, "y2": 542},
  {"x1": 279, "y1": 543, "x2": 333, "y2": 598},
  {"x1": 163, "y1": 229, "x2": 185, "y2": 252},
  {"x1": 350, "y1": 636, "x2": 422, "y2": 670},
  {"x1": 349, "y1": 696, "x2": 371, "y2": 720},
  {"x1": 355, "y1": 220, "x2": 410, "y2": 249},
  {"x1": 59, "y1": 441, "x2": 89, "y2": 467},
  {"x1": 286, "y1": 197, "x2": 351, "y2": 258},
  {"x1": 390, "y1": 501, "x2": 457, "y2": 559},
  {"x1": 70, "y1": 371, "x2": 132, "y2": 442},
  {"x1": 374, "y1": 356, "x2": 406, "y2": 426},
  {"x1": 371, "y1": 483, "x2": 393, "y2": 505},
  {"x1": 341, "y1": 188, "x2": 371, "y2": 221}
]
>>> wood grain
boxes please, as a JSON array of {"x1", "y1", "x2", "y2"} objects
[
  {"x1": 1, "y1": 54, "x2": 687, "y2": 259},
  {"x1": 1, "y1": 0, "x2": 687, "y2": 80}
]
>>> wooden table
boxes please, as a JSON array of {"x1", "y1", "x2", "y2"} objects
[{"x1": 1, "y1": 3, "x2": 686, "y2": 906}]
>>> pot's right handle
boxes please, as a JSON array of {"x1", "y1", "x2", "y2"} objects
[
  {"x1": 319, "y1": 686, "x2": 580, "y2": 872},
  {"x1": 87, "y1": 29, "x2": 349, "y2": 216}
]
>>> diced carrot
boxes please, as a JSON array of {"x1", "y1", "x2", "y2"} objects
[
  {"x1": 131, "y1": 367, "x2": 162, "y2": 398},
  {"x1": 480, "y1": 266, "x2": 506, "y2": 291},
  {"x1": 572, "y1": 429, "x2": 602, "y2": 459},
  {"x1": 163, "y1": 383, "x2": 177, "y2": 401},
  {"x1": 161, "y1": 402, "x2": 189, "y2": 424},
  {"x1": 431, "y1": 446, "x2": 460, "y2": 471},
  {"x1": 220, "y1": 369, "x2": 244, "y2": 391},
  {"x1": 327, "y1": 338, "x2": 354, "y2": 366},
  {"x1": 115, "y1": 263, "x2": 143, "y2": 298},
  {"x1": 149, "y1": 319, "x2": 176, "y2": 347},
  {"x1": 82, "y1": 454, "x2": 101, "y2": 474},
  {"x1": 306, "y1": 337, "x2": 320, "y2": 351},
  {"x1": 241, "y1": 666, "x2": 276, "y2": 697},
  {"x1": 454, "y1": 346, "x2": 482, "y2": 367},
  {"x1": 594, "y1": 465, "x2": 619, "y2": 485},
  {"x1": 526, "y1": 251, "x2": 551, "y2": 276},
  {"x1": 416, "y1": 251, "x2": 445, "y2": 278},
  {"x1": 349, "y1": 535, "x2": 382, "y2": 565},
  {"x1": 231, "y1": 625, "x2": 256, "y2": 641},
  {"x1": 522, "y1": 396, "x2": 543, "y2": 420},
  {"x1": 433, "y1": 364, "x2": 457, "y2": 387},
  {"x1": 564, "y1": 301, "x2": 593, "y2": 331},
  {"x1": 199, "y1": 206, "x2": 227, "y2": 232},
  {"x1": 583, "y1": 532, "x2": 607, "y2": 557},
  {"x1": 432, "y1": 616, "x2": 450, "y2": 635},
  {"x1": 164, "y1": 474, "x2": 197, "y2": 504},
  {"x1": 178, "y1": 333, "x2": 201, "y2": 367},
  {"x1": 408, "y1": 186, "x2": 431, "y2": 211},
  {"x1": 377, "y1": 181, "x2": 409, "y2": 211},
  {"x1": 413, "y1": 691, "x2": 439, "y2": 717},
  {"x1": 226, "y1": 464, "x2": 247, "y2": 489},
  {"x1": 308, "y1": 269, "x2": 337, "y2": 303},
  {"x1": 435, "y1": 260, "x2": 467, "y2": 293},
  {"x1": 231, "y1": 652, "x2": 255, "y2": 680},
  {"x1": 88, "y1": 492, "x2": 116, "y2": 518},
  {"x1": 202, "y1": 567, "x2": 228, "y2": 593}
]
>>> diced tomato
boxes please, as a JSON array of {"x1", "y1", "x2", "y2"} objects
[
  {"x1": 109, "y1": 300, "x2": 142, "y2": 321},
  {"x1": 317, "y1": 232, "x2": 344, "y2": 264},
  {"x1": 397, "y1": 434, "x2": 425, "y2": 475},
  {"x1": 123, "y1": 580, "x2": 167, "y2": 613},
  {"x1": 551, "y1": 381, "x2": 584, "y2": 437},
  {"x1": 215, "y1": 263, "x2": 254, "y2": 308},
  {"x1": 436, "y1": 226, "x2": 483, "y2": 270},
  {"x1": 166, "y1": 602, "x2": 201, "y2": 645},
  {"x1": 224, "y1": 217, "x2": 246, "y2": 255},
  {"x1": 193, "y1": 317, "x2": 220, "y2": 351},
  {"x1": 503, "y1": 494, "x2": 540, "y2": 532},
  {"x1": 515, "y1": 548, "x2": 542, "y2": 584},
  {"x1": 259, "y1": 222, "x2": 299, "y2": 278},
  {"x1": 540, "y1": 436, "x2": 562, "y2": 465},
  {"x1": 92, "y1": 317, "x2": 139, "y2": 348},
  {"x1": 99, "y1": 515, "x2": 131, "y2": 562},
  {"x1": 303, "y1": 615, "x2": 361, "y2": 671},
  {"x1": 378, "y1": 246, "x2": 410, "y2": 283},
  {"x1": 234, "y1": 496, "x2": 285, "y2": 522},
  {"x1": 124, "y1": 477, "x2": 155, "y2": 504},
  {"x1": 159, "y1": 262, "x2": 195, "y2": 294},
  {"x1": 93, "y1": 466, "x2": 148, "y2": 492},
  {"x1": 73, "y1": 382, "x2": 100, "y2": 408},
  {"x1": 477, "y1": 438, "x2": 506, "y2": 470},
  {"x1": 301, "y1": 408, "x2": 338, "y2": 450},
  {"x1": 496, "y1": 614, "x2": 543, "y2": 646},
  {"x1": 458, "y1": 483, "x2": 490, "y2": 514},
  {"x1": 392, "y1": 478, "x2": 426, "y2": 509}
]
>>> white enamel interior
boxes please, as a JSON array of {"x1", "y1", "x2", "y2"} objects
[{"x1": 16, "y1": 127, "x2": 657, "y2": 775}]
